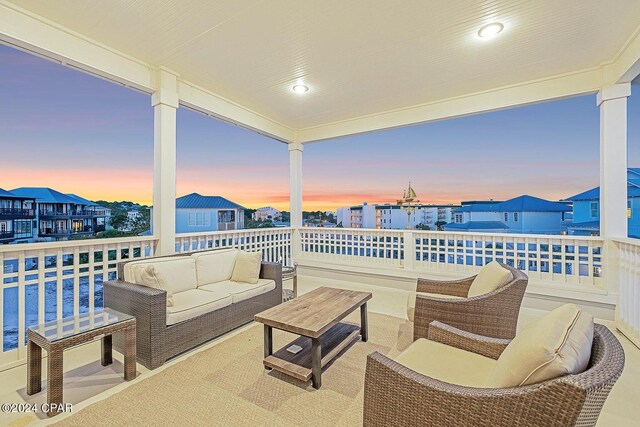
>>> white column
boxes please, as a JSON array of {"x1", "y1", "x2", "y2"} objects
[
  {"x1": 289, "y1": 143, "x2": 303, "y2": 260},
  {"x1": 152, "y1": 69, "x2": 179, "y2": 255},
  {"x1": 598, "y1": 83, "x2": 630, "y2": 239}
]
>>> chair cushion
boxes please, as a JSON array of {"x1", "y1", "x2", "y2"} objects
[
  {"x1": 230, "y1": 251, "x2": 262, "y2": 284},
  {"x1": 139, "y1": 265, "x2": 174, "y2": 307},
  {"x1": 485, "y1": 303, "x2": 594, "y2": 388},
  {"x1": 141, "y1": 257, "x2": 198, "y2": 295},
  {"x1": 199, "y1": 279, "x2": 276, "y2": 303},
  {"x1": 191, "y1": 249, "x2": 238, "y2": 287},
  {"x1": 123, "y1": 256, "x2": 185, "y2": 283},
  {"x1": 394, "y1": 338, "x2": 497, "y2": 388},
  {"x1": 166, "y1": 289, "x2": 233, "y2": 325},
  {"x1": 407, "y1": 292, "x2": 463, "y2": 321},
  {"x1": 467, "y1": 261, "x2": 513, "y2": 298}
]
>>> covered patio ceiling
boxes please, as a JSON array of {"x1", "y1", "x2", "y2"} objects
[{"x1": 2, "y1": 0, "x2": 640, "y2": 143}]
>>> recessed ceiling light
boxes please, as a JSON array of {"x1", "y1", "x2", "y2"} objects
[
  {"x1": 292, "y1": 84, "x2": 309, "y2": 94},
  {"x1": 478, "y1": 22, "x2": 504, "y2": 38}
]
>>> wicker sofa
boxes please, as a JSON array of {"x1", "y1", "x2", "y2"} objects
[
  {"x1": 104, "y1": 249, "x2": 282, "y2": 369},
  {"x1": 364, "y1": 320, "x2": 625, "y2": 427},
  {"x1": 409, "y1": 262, "x2": 528, "y2": 340}
]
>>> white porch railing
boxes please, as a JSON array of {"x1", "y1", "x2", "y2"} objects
[
  {"x1": 0, "y1": 236, "x2": 158, "y2": 368},
  {"x1": 175, "y1": 228, "x2": 292, "y2": 265},
  {"x1": 300, "y1": 228, "x2": 604, "y2": 288},
  {"x1": 614, "y1": 237, "x2": 640, "y2": 348}
]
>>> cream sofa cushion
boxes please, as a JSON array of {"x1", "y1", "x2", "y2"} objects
[
  {"x1": 139, "y1": 265, "x2": 174, "y2": 307},
  {"x1": 192, "y1": 249, "x2": 238, "y2": 287},
  {"x1": 166, "y1": 289, "x2": 232, "y2": 325},
  {"x1": 123, "y1": 256, "x2": 185, "y2": 283},
  {"x1": 407, "y1": 292, "x2": 463, "y2": 322},
  {"x1": 485, "y1": 304, "x2": 594, "y2": 388},
  {"x1": 230, "y1": 251, "x2": 262, "y2": 284},
  {"x1": 141, "y1": 257, "x2": 198, "y2": 295},
  {"x1": 199, "y1": 279, "x2": 276, "y2": 303},
  {"x1": 467, "y1": 261, "x2": 513, "y2": 298},
  {"x1": 395, "y1": 338, "x2": 496, "y2": 388}
]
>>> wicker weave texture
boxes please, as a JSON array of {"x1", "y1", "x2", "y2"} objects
[
  {"x1": 413, "y1": 263, "x2": 528, "y2": 341},
  {"x1": 363, "y1": 324, "x2": 624, "y2": 427}
]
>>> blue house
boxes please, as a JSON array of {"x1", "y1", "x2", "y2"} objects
[
  {"x1": 171, "y1": 193, "x2": 246, "y2": 233},
  {"x1": 564, "y1": 168, "x2": 640, "y2": 237},
  {"x1": 444, "y1": 195, "x2": 570, "y2": 234}
]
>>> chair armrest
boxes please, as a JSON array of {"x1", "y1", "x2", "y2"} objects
[
  {"x1": 427, "y1": 321, "x2": 511, "y2": 359},
  {"x1": 260, "y1": 261, "x2": 282, "y2": 291},
  {"x1": 416, "y1": 276, "x2": 474, "y2": 297},
  {"x1": 103, "y1": 280, "x2": 167, "y2": 331}
]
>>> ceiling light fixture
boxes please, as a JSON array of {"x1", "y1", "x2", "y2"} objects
[
  {"x1": 477, "y1": 22, "x2": 504, "y2": 38},
  {"x1": 292, "y1": 84, "x2": 309, "y2": 94}
]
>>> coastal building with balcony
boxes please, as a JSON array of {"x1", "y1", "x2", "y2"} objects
[
  {"x1": 444, "y1": 195, "x2": 571, "y2": 234},
  {"x1": 0, "y1": 188, "x2": 35, "y2": 244},
  {"x1": 2, "y1": 2, "x2": 640, "y2": 425},
  {"x1": 337, "y1": 202, "x2": 457, "y2": 230},
  {"x1": 564, "y1": 168, "x2": 640, "y2": 237},
  {"x1": 8, "y1": 187, "x2": 110, "y2": 241},
  {"x1": 252, "y1": 206, "x2": 282, "y2": 221},
  {"x1": 167, "y1": 193, "x2": 245, "y2": 234}
]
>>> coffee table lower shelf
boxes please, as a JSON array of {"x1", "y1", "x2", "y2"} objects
[{"x1": 264, "y1": 322, "x2": 361, "y2": 384}]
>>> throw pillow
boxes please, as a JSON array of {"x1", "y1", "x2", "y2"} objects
[
  {"x1": 140, "y1": 265, "x2": 174, "y2": 307},
  {"x1": 467, "y1": 261, "x2": 513, "y2": 297},
  {"x1": 485, "y1": 303, "x2": 594, "y2": 388},
  {"x1": 230, "y1": 251, "x2": 262, "y2": 284}
]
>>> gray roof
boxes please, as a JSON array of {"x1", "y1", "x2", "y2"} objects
[{"x1": 176, "y1": 193, "x2": 245, "y2": 210}]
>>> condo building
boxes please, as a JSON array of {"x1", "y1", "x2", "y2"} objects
[
  {"x1": 336, "y1": 202, "x2": 458, "y2": 230},
  {"x1": 0, "y1": 187, "x2": 110, "y2": 244}
]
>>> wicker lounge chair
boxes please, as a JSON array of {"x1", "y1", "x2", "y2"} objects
[
  {"x1": 364, "y1": 321, "x2": 625, "y2": 427},
  {"x1": 410, "y1": 263, "x2": 528, "y2": 340}
]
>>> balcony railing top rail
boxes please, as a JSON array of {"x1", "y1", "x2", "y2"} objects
[{"x1": 0, "y1": 208, "x2": 34, "y2": 217}]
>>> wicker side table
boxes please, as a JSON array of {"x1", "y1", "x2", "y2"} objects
[
  {"x1": 26, "y1": 308, "x2": 136, "y2": 417},
  {"x1": 282, "y1": 264, "x2": 298, "y2": 302}
]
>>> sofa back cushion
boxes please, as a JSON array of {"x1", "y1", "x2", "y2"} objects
[
  {"x1": 467, "y1": 261, "x2": 513, "y2": 298},
  {"x1": 192, "y1": 249, "x2": 238, "y2": 286},
  {"x1": 140, "y1": 257, "x2": 198, "y2": 295},
  {"x1": 123, "y1": 256, "x2": 185, "y2": 283},
  {"x1": 230, "y1": 251, "x2": 262, "y2": 284},
  {"x1": 485, "y1": 303, "x2": 594, "y2": 388}
]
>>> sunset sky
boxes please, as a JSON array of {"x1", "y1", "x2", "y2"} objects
[{"x1": 1, "y1": 44, "x2": 639, "y2": 212}]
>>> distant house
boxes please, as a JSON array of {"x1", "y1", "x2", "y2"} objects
[
  {"x1": 252, "y1": 206, "x2": 282, "y2": 221},
  {"x1": 171, "y1": 193, "x2": 245, "y2": 233},
  {"x1": 564, "y1": 168, "x2": 640, "y2": 237},
  {"x1": 0, "y1": 188, "x2": 36, "y2": 244},
  {"x1": 9, "y1": 187, "x2": 110, "y2": 241},
  {"x1": 444, "y1": 195, "x2": 570, "y2": 234}
]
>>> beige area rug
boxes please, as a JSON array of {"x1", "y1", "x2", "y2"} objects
[{"x1": 55, "y1": 312, "x2": 413, "y2": 427}]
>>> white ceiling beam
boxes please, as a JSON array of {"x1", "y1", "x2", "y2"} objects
[
  {"x1": 0, "y1": 1, "x2": 153, "y2": 92},
  {"x1": 178, "y1": 80, "x2": 295, "y2": 144},
  {"x1": 297, "y1": 68, "x2": 603, "y2": 143}
]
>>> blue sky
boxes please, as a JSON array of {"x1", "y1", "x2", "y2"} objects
[{"x1": 1, "y1": 43, "x2": 638, "y2": 210}]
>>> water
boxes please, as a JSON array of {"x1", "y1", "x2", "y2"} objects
[{"x1": 2, "y1": 273, "x2": 115, "y2": 351}]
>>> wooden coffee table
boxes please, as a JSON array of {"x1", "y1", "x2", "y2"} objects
[{"x1": 255, "y1": 286, "x2": 372, "y2": 389}]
